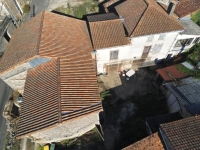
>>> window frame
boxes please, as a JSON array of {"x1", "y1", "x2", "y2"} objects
[
  {"x1": 159, "y1": 34, "x2": 166, "y2": 40},
  {"x1": 110, "y1": 50, "x2": 119, "y2": 60}
]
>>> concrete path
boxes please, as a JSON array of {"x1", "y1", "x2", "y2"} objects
[
  {"x1": 23, "y1": 0, "x2": 50, "y2": 23},
  {"x1": 0, "y1": 79, "x2": 13, "y2": 150}
]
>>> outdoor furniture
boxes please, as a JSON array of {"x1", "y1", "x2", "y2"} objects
[{"x1": 126, "y1": 69, "x2": 135, "y2": 77}]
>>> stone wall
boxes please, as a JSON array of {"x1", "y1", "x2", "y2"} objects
[{"x1": 31, "y1": 112, "x2": 100, "y2": 143}]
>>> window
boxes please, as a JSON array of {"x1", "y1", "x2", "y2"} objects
[
  {"x1": 141, "y1": 46, "x2": 151, "y2": 58},
  {"x1": 147, "y1": 35, "x2": 154, "y2": 42},
  {"x1": 193, "y1": 37, "x2": 200, "y2": 44},
  {"x1": 110, "y1": 50, "x2": 118, "y2": 60},
  {"x1": 175, "y1": 38, "x2": 194, "y2": 47},
  {"x1": 159, "y1": 34, "x2": 166, "y2": 40},
  {"x1": 151, "y1": 44, "x2": 163, "y2": 54}
]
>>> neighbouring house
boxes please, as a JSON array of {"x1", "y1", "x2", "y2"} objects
[
  {"x1": 145, "y1": 112, "x2": 182, "y2": 135},
  {"x1": 155, "y1": 65, "x2": 188, "y2": 113},
  {"x1": 0, "y1": 11, "x2": 102, "y2": 143},
  {"x1": 170, "y1": 20, "x2": 200, "y2": 54},
  {"x1": 158, "y1": 0, "x2": 200, "y2": 19},
  {"x1": 0, "y1": 0, "x2": 25, "y2": 24},
  {"x1": 156, "y1": 65, "x2": 200, "y2": 118},
  {"x1": 92, "y1": 0, "x2": 184, "y2": 73},
  {"x1": 123, "y1": 115, "x2": 200, "y2": 150}
]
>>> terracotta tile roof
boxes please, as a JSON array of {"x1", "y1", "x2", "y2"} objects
[
  {"x1": 115, "y1": 0, "x2": 184, "y2": 37},
  {"x1": 122, "y1": 132, "x2": 165, "y2": 150},
  {"x1": 89, "y1": 19, "x2": 130, "y2": 49},
  {"x1": 17, "y1": 58, "x2": 60, "y2": 137},
  {"x1": 160, "y1": 116, "x2": 200, "y2": 149},
  {"x1": 15, "y1": 11, "x2": 102, "y2": 138},
  {"x1": 157, "y1": 65, "x2": 188, "y2": 82},
  {"x1": 115, "y1": 0, "x2": 147, "y2": 36},
  {"x1": 0, "y1": 11, "x2": 44, "y2": 73},
  {"x1": 175, "y1": 0, "x2": 200, "y2": 18},
  {"x1": 87, "y1": 13, "x2": 119, "y2": 22}
]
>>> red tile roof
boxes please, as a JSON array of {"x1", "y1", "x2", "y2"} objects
[
  {"x1": 123, "y1": 132, "x2": 165, "y2": 150},
  {"x1": 0, "y1": 12, "x2": 44, "y2": 73},
  {"x1": 157, "y1": 65, "x2": 188, "y2": 82},
  {"x1": 175, "y1": 0, "x2": 200, "y2": 18},
  {"x1": 115, "y1": 0, "x2": 184, "y2": 37},
  {"x1": 160, "y1": 116, "x2": 200, "y2": 149},
  {"x1": 17, "y1": 58, "x2": 60, "y2": 137},
  {"x1": 89, "y1": 19, "x2": 130, "y2": 49},
  {"x1": 14, "y1": 11, "x2": 102, "y2": 138}
]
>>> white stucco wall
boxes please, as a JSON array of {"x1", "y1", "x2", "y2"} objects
[
  {"x1": 0, "y1": 57, "x2": 51, "y2": 94},
  {"x1": 170, "y1": 34, "x2": 200, "y2": 55},
  {"x1": 96, "y1": 31, "x2": 180, "y2": 73},
  {"x1": 31, "y1": 112, "x2": 100, "y2": 143}
]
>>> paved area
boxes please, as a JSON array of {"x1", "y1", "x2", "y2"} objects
[
  {"x1": 0, "y1": 79, "x2": 13, "y2": 150},
  {"x1": 98, "y1": 68, "x2": 155, "y2": 100}
]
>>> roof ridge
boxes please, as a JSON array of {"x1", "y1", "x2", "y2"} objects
[{"x1": 36, "y1": 10, "x2": 45, "y2": 55}]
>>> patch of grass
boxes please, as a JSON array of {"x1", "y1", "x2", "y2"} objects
[
  {"x1": 36, "y1": 145, "x2": 43, "y2": 150},
  {"x1": 23, "y1": 4, "x2": 30, "y2": 13},
  {"x1": 119, "y1": 92, "x2": 168, "y2": 148},
  {"x1": 191, "y1": 10, "x2": 200, "y2": 26},
  {"x1": 176, "y1": 64, "x2": 200, "y2": 79}
]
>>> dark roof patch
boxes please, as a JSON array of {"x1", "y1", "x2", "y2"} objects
[{"x1": 87, "y1": 13, "x2": 119, "y2": 22}]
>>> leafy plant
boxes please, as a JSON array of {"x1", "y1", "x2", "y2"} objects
[
  {"x1": 100, "y1": 90, "x2": 111, "y2": 101},
  {"x1": 23, "y1": 4, "x2": 30, "y2": 13}
]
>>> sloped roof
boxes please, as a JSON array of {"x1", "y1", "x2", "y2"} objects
[
  {"x1": 165, "y1": 77, "x2": 200, "y2": 115},
  {"x1": 160, "y1": 116, "x2": 200, "y2": 149},
  {"x1": 180, "y1": 20, "x2": 200, "y2": 35},
  {"x1": 17, "y1": 58, "x2": 59, "y2": 137},
  {"x1": 122, "y1": 132, "x2": 164, "y2": 150},
  {"x1": 115, "y1": 0, "x2": 184, "y2": 37},
  {"x1": 157, "y1": 65, "x2": 188, "y2": 82},
  {"x1": 89, "y1": 19, "x2": 130, "y2": 49},
  {"x1": 175, "y1": 0, "x2": 200, "y2": 18},
  {"x1": 87, "y1": 13, "x2": 119, "y2": 22},
  {"x1": 13, "y1": 11, "x2": 102, "y2": 138},
  {"x1": 0, "y1": 12, "x2": 44, "y2": 73}
]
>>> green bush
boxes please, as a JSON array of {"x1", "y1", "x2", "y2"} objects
[
  {"x1": 191, "y1": 10, "x2": 200, "y2": 26},
  {"x1": 23, "y1": 4, "x2": 30, "y2": 13},
  {"x1": 176, "y1": 64, "x2": 200, "y2": 79}
]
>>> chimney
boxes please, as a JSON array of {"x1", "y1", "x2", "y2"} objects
[{"x1": 167, "y1": 0, "x2": 179, "y2": 16}]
